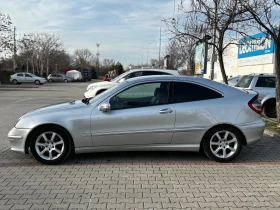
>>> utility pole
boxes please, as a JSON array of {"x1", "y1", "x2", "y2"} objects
[
  {"x1": 210, "y1": 1, "x2": 217, "y2": 80},
  {"x1": 13, "y1": 26, "x2": 16, "y2": 71},
  {"x1": 96, "y1": 43, "x2": 100, "y2": 75},
  {"x1": 158, "y1": 20, "x2": 163, "y2": 69}
]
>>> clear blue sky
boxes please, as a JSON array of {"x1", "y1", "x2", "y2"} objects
[{"x1": 1, "y1": 0, "x2": 178, "y2": 67}]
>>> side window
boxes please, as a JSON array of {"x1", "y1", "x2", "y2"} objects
[
  {"x1": 173, "y1": 82, "x2": 223, "y2": 103},
  {"x1": 25, "y1": 74, "x2": 32, "y2": 77},
  {"x1": 109, "y1": 82, "x2": 170, "y2": 110},
  {"x1": 142, "y1": 71, "x2": 171, "y2": 76},
  {"x1": 255, "y1": 77, "x2": 275, "y2": 88},
  {"x1": 57, "y1": 75, "x2": 63, "y2": 78},
  {"x1": 17, "y1": 73, "x2": 23, "y2": 77},
  {"x1": 124, "y1": 71, "x2": 143, "y2": 80}
]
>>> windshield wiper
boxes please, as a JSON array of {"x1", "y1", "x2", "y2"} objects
[{"x1": 82, "y1": 97, "x2": 92, "y2": 105}]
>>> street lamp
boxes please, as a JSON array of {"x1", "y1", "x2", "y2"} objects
[{"x1": 158, "y1": 18, "x2": 175, "y2": 69}]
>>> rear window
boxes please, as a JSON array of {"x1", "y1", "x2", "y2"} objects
[
  {"x1": 255, "y1": 77, "x2": 275, "y2": 88},
  {"x1": 235, "y1": 75, "x2": 253, "y2": 88}
]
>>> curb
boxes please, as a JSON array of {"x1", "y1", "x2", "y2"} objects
[{"x1": 264, "y1": 129, "x2": 280, "y2": 139}]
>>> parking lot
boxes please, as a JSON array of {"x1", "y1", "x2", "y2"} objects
[{"x1": 1, "y1": 82, "x2": 280, "y2": 210}]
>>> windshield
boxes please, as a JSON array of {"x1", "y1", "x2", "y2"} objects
[
  {"x1": 235, "y1": 75, "x2": 253, "y2": 88},
  {"x1": 110, "y1": 71, "x2": 130, "y2": 82}
]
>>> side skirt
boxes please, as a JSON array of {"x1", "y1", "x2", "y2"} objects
[{"x1": 75, "y1": 144, "x2": 200, "y2": 154}]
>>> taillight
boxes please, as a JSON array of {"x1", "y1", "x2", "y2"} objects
[{"x1": 248, "y1": 99, "x2": 262, "y2": 114}]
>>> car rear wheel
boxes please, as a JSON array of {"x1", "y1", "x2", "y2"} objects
[
  {"x1": 64, "y1": 79, "x2": 68, "y2": 83},
  {"x1": 12, "y1": 79, "x2": 18, "y2": 84},
  {"x1": 30, "y1": 126, "x2": 72, "y2": 165},
  {"x1": 263, "y1": 100, "x2": 276, "y2": 118},
  {"x1": 34, "y1": 80, "x2": 40, "y2": 85},
  {"x1": 202, "y1": 126, "x2": 242, "y2": 162}
]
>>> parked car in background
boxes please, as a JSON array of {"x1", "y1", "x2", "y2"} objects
[
  {"x1": 8, "y1": 75, "x2": 264, "y2": 165},
  {"x1": 235, "y1": 73, "x2": 276, "y2": 118},
  {"x1": 84, "y1": 69, "x2": 180, "y2": 98},
  {"x1": 10, "y1": 72, "x2": 47, "y2": 85},
  {"x1": 47, "y1": 74, "x2": 73, "y2": 83},
  {"x1": 220, "y1": 75, "x2": 242, "y2": 87}
]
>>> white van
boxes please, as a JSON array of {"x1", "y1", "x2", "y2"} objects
[{"x1": 66, "y1": 70, "x2": 83, "y2": 81}]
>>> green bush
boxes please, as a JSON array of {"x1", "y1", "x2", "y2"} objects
[{"x1": 0, "y1": 70, "x2": 16, "y2": 84}]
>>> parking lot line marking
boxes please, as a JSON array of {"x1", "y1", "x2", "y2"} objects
[{"x1": 11, "y1": 98, "x2": 32, "y2": 103}]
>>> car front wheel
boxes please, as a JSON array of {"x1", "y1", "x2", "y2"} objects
[
  {"x1": 12, "y1": 79, "x2": 18, "y2": 84},
  {"x1": 202, "y1": 126, "x2": 242, "y2": 162},
  {"x1": 64, "y1": 79, "x2": 68, "y2": 83},
  {"x1": 30, "y1": 126, "x2": 72, "y2": 165}
]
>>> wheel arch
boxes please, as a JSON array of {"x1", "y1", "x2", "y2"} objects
[
  {"x1": 25, "y1": 123, "x2": 75, "y2": 155},
  {"x1": 96, "y1": 89, "x2": 107, "y2": 95},
  {"x1": 199, "y1": 123, "x2": 247, "y2": 152}
]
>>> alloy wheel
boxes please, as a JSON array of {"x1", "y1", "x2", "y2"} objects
[
  {"x1": 35, "y1": 132, "x2": 65, "y2": 160},
  {"x1": 209, "y1": 130, "x2": 238, "y2": 159}
]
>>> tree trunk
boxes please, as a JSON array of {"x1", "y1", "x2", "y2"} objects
[
  {"x1": 46, "y1": 58, "x2": 49, "y2": 76},
  {"x1": 275, "y1": 42, "x2": 280, "y2": 126},
  {"x1": 218, "y1": 50, "x2": 228, "y2": 84}
]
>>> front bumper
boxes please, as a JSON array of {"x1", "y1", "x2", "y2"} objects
[
  {"x1": 239, "y1": 120, "x2": 265, "y2": 145},
  {"x1": 8, "y1": 127, "x2": 31, "y2": 153}
]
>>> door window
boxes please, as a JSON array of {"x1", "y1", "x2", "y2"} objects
[
  {"x1": 109, "y1": 82, "x2": 170, "y2": 110},
  {"x1": 124, "y1": 71, "x2": 143, "y2": 80},
  {"x1": 173, "y1": 82, "x2": 223, "y2": 103},
  {"x1": 255, "y1": 77, "x2": 275, "y2": 88},
  {"x1": 25, "y1": 74, "x2": 32, "y2": 77},
  {"x1": 17, "y1": 73, "x2": 23, "y2": 77}
]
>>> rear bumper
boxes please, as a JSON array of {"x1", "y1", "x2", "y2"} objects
[{"x1": 239, "y1": 120, "x2": 265, "y2": 145}]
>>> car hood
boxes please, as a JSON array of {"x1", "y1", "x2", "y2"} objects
[
  {"x1": 87, "y1": 81, "x2": 117, "y2": 89},
  {"x1": 23, "y1": 100, "x2": 85, "y2": 117}
]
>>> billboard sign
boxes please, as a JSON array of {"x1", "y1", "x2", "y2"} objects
[
  {"x1": 238, "y1": 32, "x2": 275, "y2": 66},
  {"x1": 195, "y1": 43, "x2": 205, "y2": 74}
]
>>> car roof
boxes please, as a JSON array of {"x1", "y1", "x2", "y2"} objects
[{"x1": 127, "y1": 69, "x2": 179, "y2": 75}]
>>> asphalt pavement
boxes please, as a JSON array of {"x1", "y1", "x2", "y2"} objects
[{"x1": 1, "y1": 82, "x2": 280, "y2": 210}]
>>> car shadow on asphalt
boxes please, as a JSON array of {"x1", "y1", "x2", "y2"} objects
[{"x1": 0, "y1": 135, "x2": 279, "y2": 167}]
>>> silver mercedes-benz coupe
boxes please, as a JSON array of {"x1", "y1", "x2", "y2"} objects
[{"x1": 8, "y1": 75, "x2": 265, "y2": 165}]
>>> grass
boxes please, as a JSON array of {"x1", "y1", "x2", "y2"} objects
[{"x1": 263, "y1": 119, "x2": 280, "y2": 134}]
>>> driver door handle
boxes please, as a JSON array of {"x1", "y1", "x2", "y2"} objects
[{"x1": 159, "y1": 108, "x2": 173, "y2": 114}]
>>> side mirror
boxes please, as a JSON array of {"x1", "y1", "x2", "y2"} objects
[
  {"x1": 118, "y1": 78, "x2": 125, "y2": 83},
  {"x1": 98, "y1": 103, "x2": 111, "y2": 112}
]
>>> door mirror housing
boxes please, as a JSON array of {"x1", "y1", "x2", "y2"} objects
[
  {"x1": 118, "y1": 78, "x2": 125, "y2": 83},
  {"x1": 98, "y1": 103, "x2": 111, "y2": 112}
]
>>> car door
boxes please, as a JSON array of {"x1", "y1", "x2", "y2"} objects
[
  {"x1": 24, "y1": 73, "x2": 33, "y2": 83},
  {"x1": 254, "y1": 76, "x2": 275, "y2": 100},
  {"x1": 171, "y1": 81, "x2": 224, "y2": 145},
  {"x1": 57, "y1": 75, "x2": 63, "y2": 82},
  {"x1": 16, "y1": 73, "x2": 24, "y2": 83},
  {"x1": 90, "y1": 81, "x2": 175, "y2": 146}
]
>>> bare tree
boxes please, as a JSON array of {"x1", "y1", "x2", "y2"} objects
[
  {"x1": 19, "y1": 32, "x2": 64, "y2": 75},
  {"x1": 0, "y1": 13, "x2": 13, "y2": 59},
  {"x1": 242, "y1": 0, "x2": 280, "y2": 124},
  {"x1": 170, "y1": 0, "x2": 252, "y2": 83},
  {"x1": 72, "y1": 49, "x2": 94, "y2": 69}
]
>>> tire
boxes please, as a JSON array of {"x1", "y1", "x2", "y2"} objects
[
  {"x1": 202, "y1": 126, "x2": 243, "y2": 162},
  {"x1": 12, "y1": 79, "x2": 18, "y2": 84},
  {"x1": 263, "y1": 100, "x2": 276, "y2": 118},
  {"x1": 30, "y1": 126, "x2": 72, "y2": 165},
  {"x1": 34, "y1": 80, "x2": 40, "y2": 85},
  {"x1": 64, "y1": 79, "x2": 68, "y2": 83},
  {"x1": 49, "y1": 79, "x2": 53, "y2": 83}
]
